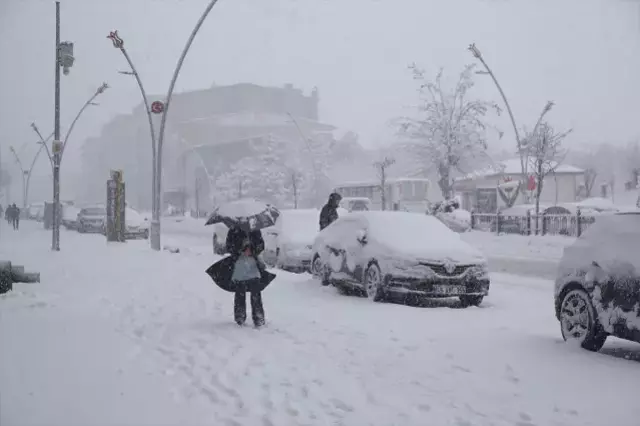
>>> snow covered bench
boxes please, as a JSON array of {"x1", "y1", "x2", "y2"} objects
[{"x1": 0, "y1": 261, "x2": 40, "y2": 295}]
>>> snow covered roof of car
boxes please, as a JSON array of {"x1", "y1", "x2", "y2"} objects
[{"x1": 455, "y1": 158, "x2": 584, "y2": 181}]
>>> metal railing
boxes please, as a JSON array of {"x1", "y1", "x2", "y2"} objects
[{"x1": 470, "y1": 210, "x2": 597, "y2": 237}]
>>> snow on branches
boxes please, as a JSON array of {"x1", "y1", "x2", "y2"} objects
[
  {"x1": 397, "y1": 63, "x2": 501, "y2": 199},
  {"x1": 521, "y1": 122, "x2": 572, "y2": 216}
]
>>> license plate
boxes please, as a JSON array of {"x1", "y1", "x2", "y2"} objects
[{"x1": 432, "y1": 285, "x2": 465, "y2": 295}]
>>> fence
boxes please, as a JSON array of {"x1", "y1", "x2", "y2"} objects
[{"x1": 470, "y1": 209, "x2": 597, "y2": 237}]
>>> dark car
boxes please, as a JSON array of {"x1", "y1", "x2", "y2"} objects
[
  {"x1": 555, "y1": 211, "x2": 640, "y2": 351},
  {"x1": 77, "y1": 206, "x2": 106, "y2": 233},
  {"x1": 311, "y1": 211, "x2": 490, "y2": 306}
]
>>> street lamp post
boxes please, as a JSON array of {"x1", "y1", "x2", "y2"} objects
[
  {"x1": 107, "y1": 30, "x2": 159, "y2": 248},
  {"x1": 154, "y1": 0, "x2": 222, "y2": 251},
  {"x1": 8, "y1": 147, "x2": 28, "y2": 209},
  {"x1": 52, "y1": 1, "x2": 76, "y2": 251},
  {"x1": 468, "y1": 43, "x2": 528, "y2": 191}
]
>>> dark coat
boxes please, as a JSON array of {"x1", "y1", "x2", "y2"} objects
[
  {"x1": 319, "y1": 204, "x2": 339, "y2": 231},
  {"x1": 205, "y1": 227, "x2": 275, "y2": 293}
]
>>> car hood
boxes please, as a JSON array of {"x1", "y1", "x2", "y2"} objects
[{"x1": 384, "y1": 238, "x2": 486, "y2": 265}]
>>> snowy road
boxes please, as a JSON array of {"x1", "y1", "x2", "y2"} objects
[{"x1": 1, "y1": 221, "x2": 639, "y2": 426}]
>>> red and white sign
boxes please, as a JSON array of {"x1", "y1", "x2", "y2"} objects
[{"x1": 151, "y1": 101, "x2": 165, "y2": 114}]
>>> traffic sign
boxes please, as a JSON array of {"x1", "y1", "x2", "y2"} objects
[
  {"x1": 151, "y1": 101, "x2": 165, "y2": 114},
  {"x1": 52, "y1": 140, "x2": 63, "y2": 154}
]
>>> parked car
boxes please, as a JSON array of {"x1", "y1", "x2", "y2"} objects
[
  {"x1": 27, "y1": 203, "x2": 45, "y2": 221},
  {"x1": 77, "y1": 206, "x2": 106, "y2": 233},
  {"x1": 311, "y1": 211, "x2": 490, "y2": 306},
  {"x1": 212, "y1": 223, "x2": 229, "y2": 255},
  {"x1": 124, "y1": 207, "x2": 150, "y2": 239},
  {"x1": 263, "y1": 209, "x2": 318, "y2": 272},
  {"x1": 62, "y1": 205, "x2": 81, "y2": 230},
  {"x1": 340, "y1": 197, "x2": 371, "y2": 212},
  {"x1": 555, "y1": 211, "x2": 640, "y2": 351}
]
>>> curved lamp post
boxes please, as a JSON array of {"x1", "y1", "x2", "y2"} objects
[
  {"x1": 8, "y1": 146, "x2": 29, "y2": 208},
  {"x1": 107, "y1": 30, "x2": 158, "y2": 236},
  {"x1": 108, "y1": 0, "x2": 221, "y2": 251},
  {"x1": 60, "y1": 82, "x2": 109, "y2": 162}
]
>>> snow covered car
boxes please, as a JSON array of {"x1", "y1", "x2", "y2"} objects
[
  {"x1": 77, "y1": 206, "x2": 106, "y2": 233},
  {"x1": 263, "y1": 209, "x2": 319, "y2": 271},
  {"x1": 555, "y1": 211, "x2": 640, "y2": 351},
  {"x1": 311, "y1": 211, "x2": 490, "y2": 306},
  {"x1": 212, "y1": 223, "x2": 229, "y2": 255},
  {"x1": 124, "y1": 207, "x2": 150, "y2": 239},
  {"x1": 61, "y1": 205, "x2": 81, "y2": 230}
]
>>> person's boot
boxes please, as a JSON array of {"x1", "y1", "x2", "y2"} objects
[
  {"x1": 234, "y1": 291, "x2": 247, "y2": 325},
  {"x1": 251, "y1": 292, "x2": 265, "y2": 327}
]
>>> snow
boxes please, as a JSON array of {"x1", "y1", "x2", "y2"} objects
[
  {"x1": 215, "y1": 198, "x2": 270, "y2": 219},
  {"x1": 456, "y1": 158, "x2": 584, "y2": 181},
  {"x1": 277, "y1": 209, "x2": 318, "y2": 246},
  {"x1": 358, "y1": 211, "x2": 485, "y2": 264},
  {"x1": 462, "y1": 230, "x2": 572, "y2": 262},
  {"x1": 1, "y1": 221, "x2": 640, "y2": 426},
  {"x1": 126, "y1": 207, "x2": 148, "y2": 228},
  {"x1": 62, "y1": 205, "x2": 80, "y2": 221}
]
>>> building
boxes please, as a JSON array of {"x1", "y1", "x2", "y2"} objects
[
  {"x1": 80, "y1": 83, "x2": 341, "y2": 211},
  {"x1": 453, "y1": 158, "x2": 585, "y2": 213}
]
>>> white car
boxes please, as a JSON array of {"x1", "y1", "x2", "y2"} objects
[
  {"x1": 61, "y1": 205, "x2": 81, "y2": 230},
  {"x1": 124, "y1": 207, "x2": 150, "y2": 239},
  {"x1": 311, "y1": 211, "x2": 490, "y2": 306},
  {"x1": 263, "y1": 209, "x2": 319, "y2": 272},
  {"x1": 212, "y1": 223, "x2": 229, "y2": 255}
]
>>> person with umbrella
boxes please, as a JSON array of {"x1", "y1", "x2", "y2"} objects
[{"x1": 205, "y1": 199, "x2": 278, "y2": 327}]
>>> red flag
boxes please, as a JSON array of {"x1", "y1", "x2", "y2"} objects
[{"x1": 527, "y1": 175, "x2": 536, "y2": 191}]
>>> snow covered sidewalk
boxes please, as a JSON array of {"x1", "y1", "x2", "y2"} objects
[{"x1": 2, "y1": 222, "x2": 639, "y2": 426}]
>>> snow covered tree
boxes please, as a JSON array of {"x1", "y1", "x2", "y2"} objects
[
  {"x1": 521, "y1": 122, "x2": 571, "y2": 223},
  {"x1": 398, "y1": 64, "x2": 501, "y2": 199}
]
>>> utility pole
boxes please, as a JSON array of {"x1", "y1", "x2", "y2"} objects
[
  {"x1": 374, "y1": 157, "x2": 395, "y2": 210},
  {"x1": 194, "y1": 176, "x2": 200, "y2": 218},
  {"x1": 52, "y1": 1, "x2": 62, "y2": 251},
  {"x1": 52, "y1": 2, "x2": 75, "y2": 251}
]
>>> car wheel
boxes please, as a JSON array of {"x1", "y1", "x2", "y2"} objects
[
  {"x1": 560, "y1": 288, "x2": 607, "y2": 351},
  {"x1": 459, "y1": 295, "x2": 484, "y2": 307},
  {"x1": 312, "y1": 254, "x2": 330, "y2": 286},
  {"x1": 78, "y1": 225, "x2": 85, "y2": 233},
  {"x1": 363, "y1": 262, "x2": 385, "y2": 302},
  {"x1": 275, "y1": 248, "x2": 285, "y2": 270}
]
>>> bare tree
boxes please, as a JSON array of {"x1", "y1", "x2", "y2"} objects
[
  {"x1": 583, "y1": 167, "x2": 597, "y2": 198},
  {"x1": 522, "y1": 122, "x2": 572, "y2": 229},
  {"x1": 289, "y1": 170, "x2": 301, "y2": 209},
  {"x1": 373, "y1": 157, "x2": 395, "y2": 210},
  {"x1": 398, "y1": 64, "x2": 501, "y2": 199}
]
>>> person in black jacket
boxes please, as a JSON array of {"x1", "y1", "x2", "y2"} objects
[
  {"x1": 319, "y1": 192, "x2": 342, "y2": 231},
  {"x1": 226, "y1": 226, "x2": 267, "y2": 326}
]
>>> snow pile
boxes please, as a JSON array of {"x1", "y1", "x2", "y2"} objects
[
  {"x1": 1, "y1": 222, "x2": 639, "y2": 426},
  {"x1": 462, "y1": 231, "x2": 573, "y2": 261}
]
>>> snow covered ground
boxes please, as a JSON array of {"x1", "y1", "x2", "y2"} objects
[{"x1": 2, "y1": 221, "x2": 639, "y2": 426}]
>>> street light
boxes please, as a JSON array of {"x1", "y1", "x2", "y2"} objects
[
  {"x1": 109, "y1": 0, "x2": 222, "y2": 251},
  {"x1": 468, "y1": 42, "x2": 528, "y2": 197},
  {"x1": 8, "y1": 146, "x2": 28, "y2": 209},
  {"x1": 108, "y1": 29, "x2": 159, "y2": 249}
]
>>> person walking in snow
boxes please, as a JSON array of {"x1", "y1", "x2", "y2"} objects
[
  {"x1": 319, "y1": 192, "x2": 342, "y2": 231},
  {"x1": 11, "y1": 204, "x2": 20, "y2": 230},
  {"x1": 225, "y1": 226, "x2": 268, "y2": 327}
]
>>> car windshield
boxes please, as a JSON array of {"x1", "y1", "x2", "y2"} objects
[{"x1": 81, "y1": 208, "x2": 105, "y2": 216}]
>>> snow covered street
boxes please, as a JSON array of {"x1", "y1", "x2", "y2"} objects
[{"x1": 2, "y1": 221, "x2": 639, "y2": 426}]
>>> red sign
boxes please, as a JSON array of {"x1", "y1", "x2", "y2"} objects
[
  {"x1": 151, "y1": 101, "x2": 165, "y2": 114},
  {"x1": 527, "y1": 175, "x2": 536, "y2": 191}
]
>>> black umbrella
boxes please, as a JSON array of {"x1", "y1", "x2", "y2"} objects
[{"x1": 205, "y1": 199, "x2": 280, "y2": 232}]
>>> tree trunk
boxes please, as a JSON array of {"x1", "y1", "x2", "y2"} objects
[
  {"x1": 438, "y1": 163, "x2": 452, "y2": 200},
  {"x1": 534, "y1": 159, "x2": 544, "y2": 235}
]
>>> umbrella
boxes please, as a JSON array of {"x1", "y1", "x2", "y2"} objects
[{"x1": 205, "y1": 199, "x2": 280, "y2": 231}]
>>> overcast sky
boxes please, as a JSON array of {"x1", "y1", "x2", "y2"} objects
[{"x1": 1, "y1": 0, "x2": 639, "y2": 179}]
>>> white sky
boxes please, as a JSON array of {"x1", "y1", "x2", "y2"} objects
[{"x1": 1, "y1": 0, "x2": 639, "y2": 178}]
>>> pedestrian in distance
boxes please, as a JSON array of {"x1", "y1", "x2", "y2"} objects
[{"x1": 11, "y1": 204, "x2": 20, "y2": 230}]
